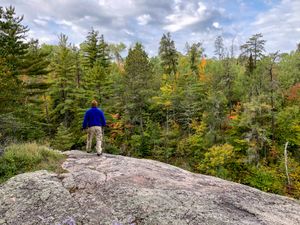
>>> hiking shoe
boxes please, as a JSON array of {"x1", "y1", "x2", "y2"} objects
[{"x1": 97, "y1": 152, "x2": 102, "y2": 156}]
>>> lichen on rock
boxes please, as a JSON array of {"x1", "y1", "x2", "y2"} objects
[{"x1": 1, "y1": 150, "x2": 300, "y2": 225}]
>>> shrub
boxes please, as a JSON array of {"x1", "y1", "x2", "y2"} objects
[
  {"x1": 198, "y1": 144, "x2": 235, "y2": 178},
  {"x1": 244, "y1": 166, "x2": 284, "y2": 195},
  {"x1": 280, "y1": 158, "x2": 300, "y2": 199},
  {"x1": 0, "y1": 142, "x2": 66, "y2": 183},
  {"x1": 51, "y1": 123, "x2": 75, "y2": 151}
]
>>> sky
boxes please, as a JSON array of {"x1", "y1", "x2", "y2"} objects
[{"x1": 1, "y1": 0, "x2": 300, "y2": 57}]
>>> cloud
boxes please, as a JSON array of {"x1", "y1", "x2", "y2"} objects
[
  {"x1": 27, "y1": 29, "x2": 57, "y2": 44},
  {"x1": 33, "y1": 18, "x2": 47, "y2": 26},
  {"x1": 163, "y1": 2, "x2": 209, "y2": 32},
  {"x1": 123, "y1": 29, "x2": 135, "y2": 36},
  {"x1": 250, "y1": 0, "x2": 300, "y2": 53},
  {"x1": 212, "y1": 22, "x2": 220, "y2": 29},
  {"x1": 1, "y1": 0, "x2": 298, "y2": 56},
  {"x1": 137, "y1": 14, "x2": 152, "y2": 25}
]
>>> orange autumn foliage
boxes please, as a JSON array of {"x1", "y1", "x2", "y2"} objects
[
  {"x1": 198, "y1": 56, "x2": 207, "y2": 81},
  {"x1": 227, "y1": 102, "x2": 241, "y2": 120},
  {"x1": 287, "y1": 83, "x2": 300, "y2": 101}
]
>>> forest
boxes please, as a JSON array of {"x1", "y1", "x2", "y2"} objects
[{"x1": 1, "y1": 6, "x2": 300, "y2": 199}]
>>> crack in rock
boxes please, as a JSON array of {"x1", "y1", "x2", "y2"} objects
[{"x1": 1, "y1": 151, "x2": 300, "y2": 225}]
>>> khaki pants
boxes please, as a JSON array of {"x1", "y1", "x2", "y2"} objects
[{"x1": 86, "y1": 126, "x2": 103, "y2": 154}]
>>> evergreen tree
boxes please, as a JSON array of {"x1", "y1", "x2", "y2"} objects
[
  {"x1": 81, "y1": 29, "x2": 110, "y2": 70},
  {"x1": 0, "y1": 6, "x2": 28, "y2": 113},
  {"x1": 1, "y1": 4, "x2": 300, "y2": 199},
  {"x1": 21, "y1": 39, "x2": 51, "y2": 138},
  {"x1": 80, "y1": 29, "x2": 111, "y2": 106},
  {"x1": 82, "y1": 63, "x2": 109, "y2": 104},
  {"x1": 296, "y1": 43, "x2": 300, "y2": 53},
  {"x1": 159, "y1": 32, "x2": 178, "y2": 76},
  {"x1": 49, "y1": 34, "x2": 76, "y2": 128},
  {"x1": 214, "y1": 35, "x2": 225, "y2": 60},
  {"x1": 240, "y1": 33, "x2": 266, "y2": 73},
  {"x1": 0, "y1": 6, "x2": 49, "y2": 142},
  {"x1": 123, "y1": 43, "x2": 154, "y2": 131},
  {"x1": 0, "y1": 6, "x2": 29, "y2": 76},
  {"x1": 109, "y1": 42, "x2": 126, "y2": 65},
  {"x1": 81, "y1": 28, "x2": 99, "y2": 69},
  {"x1": 187, "y1": 42, "x2": 203, "y2": 74},
  {"x1": 98, "y1": 34, "x2": 110, "y2": 69},
  {"x1": 72, "y1": 46, "x2": 82, "y2": 88},
  {"x1": 51, "y1": 123, "x2": 74, "y2": 150}
]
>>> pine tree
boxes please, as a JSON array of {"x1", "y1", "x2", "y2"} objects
[
  {"x1": 0, "y1": 6, "x2": 29, "y2": 76},
  {"x1": 109, "y1": 42, "x2": 126, "y2": 65},
  {"x1": 49, "y1": 34, "x2": 76, "y2": 128},
  {"x1": 187, "y1": 42, "x2": 203, "y2": 74},
  {"x1": 51, "y1": 123, "x2": 74, "y2": 150},
  {"x1": 0, "y1": 6, "x2": 29, "y2": 113},
  {"x1": 81, "y1": 29, "x2": 110, "y2": 70},
  {"x1": 98, "y1": 34, "x2": 110, "y2": 69},
  {"x1": 297, "y1": 43, "x2": 300, "y2": 53},
  {"x1": 72, "y1": 46, "x2": 82, "y2": 88},
  {"x1": 21, "y1": 39, "x2": 51, "y2": 138},
  {"x1": 240, "y1": 33, "x2": 266, "y2": 73},
  {"x1": 123, "y1": 43, "x2": 153, "y2": 130},
  {"x1": 159, "y1": 33, "x2": 178, "y2": 76},
  {"x1": 0, "y1": 6, "x2": 50, "y2": 142},
  {"x1": 80, "y1": 29, "x2": 111, "y2": 106},
  {"x1": 214, "y1": 35, "x2": 225, "y2": 60},
  {"x1": 81, "y1": 28, "x2": 99, "y2": 69}
]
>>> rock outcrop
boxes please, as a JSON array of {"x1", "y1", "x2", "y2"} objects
[{"x1": 1, "y1": 150, "x2": 300, "y2": 225}]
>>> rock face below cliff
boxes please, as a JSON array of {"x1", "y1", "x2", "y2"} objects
[{"x1": 1, "y1": 150, "x2": 300, "y2": 225}]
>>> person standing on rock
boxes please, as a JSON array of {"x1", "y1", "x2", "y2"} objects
[{"x1": 82, "y1": 100, "x2": 106, "y2": 156}]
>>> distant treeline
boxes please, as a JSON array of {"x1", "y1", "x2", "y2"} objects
[{"x1": 1, "y1": 6, "x2": 300, "y2": 198}]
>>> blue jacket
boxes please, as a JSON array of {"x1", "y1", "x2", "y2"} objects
[{"x1": 82, "y1": 107, "x2": 106, "y2": 129}]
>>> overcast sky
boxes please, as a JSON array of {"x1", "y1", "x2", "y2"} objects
[{"x1": 1, "y1": 0, "x2": 299, "y2": 57}]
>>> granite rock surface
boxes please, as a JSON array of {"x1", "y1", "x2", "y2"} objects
[{"x1": 1, "y1": 150, "x2": 300, "y2": 225}]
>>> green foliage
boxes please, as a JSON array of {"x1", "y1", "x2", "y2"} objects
[
  {"x1": 186, "y1": 42, "x2": 203, "y2": 74},
  {"x1": 175, "y1": 121, "x2": 206, "y2": 170},
  {"x1": 0, "y1": 6, "x2": 29, "y2": 75},
  {"x1": 122, "y1": 43, "x2": 154, "y2": 127},
  {"x1": 277, "y1": 52, "x2": 300, "y2": 90},
  {"x1": 198, "y1": 144, "x2": 235, "y2": 178},
  {"x1": 214, "y1": 35, "x2": 225, "y2": 60},
  {"x1": 159, "y1": 32, "x2": 178, "y2": 76},
  {"x1": 1, "y1": 6, "x2": 300, "y2": 199},
  {"x1": 0, "y1": 6, "x2": 50, "y2": 143},
  {"x1": 276, "y1": 106, "x2": 300, "y2": 146},
  {"x1": 49, "y1": 34, "x2": 78, "y2": 130},
  {"x1": 0, "y1": 143, "x2": 66, "y2": 183},
  {"x1": 81, "y1": 28, "x2": 99, "y2": 68},
  {"x1": 244, "y1": 165, "x2": 284, "y2": 194},
  {"x1": 51, "y1": 123, "x2": 74, "y2": 151},
  {"x1": 81, "y1": 28, "x2": 110, "y2": 69},
  {"x1": 240, "y1": 33, "x2": 266, "y2": 73},
  {"x1": 282, "y1": 158, "x2": 300, "y2": 198},
  {"x1": 109, "y1": 42, "x2": 126, "y2": 65}
]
